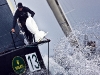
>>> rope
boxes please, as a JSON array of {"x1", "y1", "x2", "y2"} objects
[
  {"x1": 48, "y1": 41, "x2": 49, "y2": 75},
  {"x1": 14, "y1": 0, "x2": 17, "y2": 7}
]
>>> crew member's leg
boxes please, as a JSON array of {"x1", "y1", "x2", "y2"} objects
[
  {"x1": 20, "y1": 21, "x2": 33, "y2": 44},
  {"x1": 28, "y1": 30, "x2": 33, "y2": 43},
  {"x1": 23, "y1": 25, "x2": 33, "y2": 44}
]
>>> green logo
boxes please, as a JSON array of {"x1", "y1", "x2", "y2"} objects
[{"x1": 12, "y1": 56, "x2": 26, "y2": 74}]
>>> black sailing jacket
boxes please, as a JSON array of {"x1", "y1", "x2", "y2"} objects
[{"x1": 13, "y1": 6, "x2": 35, "y2": 28}]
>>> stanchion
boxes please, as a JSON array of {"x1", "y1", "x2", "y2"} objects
[
  {"x1": 10, "y1": 31, "x2": 16, "y2": 49},
  {"x1": 48, "y1": 41, "x2": 50, "y2": 75}
]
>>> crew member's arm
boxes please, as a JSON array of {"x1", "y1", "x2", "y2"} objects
[
  {"x1": 25, "y1": 7, "x2": 35, "y2": 17},
  {"x1": 11, "y1": 11, "x2": 18, "y2": 32}
]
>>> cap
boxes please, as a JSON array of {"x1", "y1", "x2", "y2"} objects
[{"x1": 17, "y1": 2, "x2": 23, "y2": 8}]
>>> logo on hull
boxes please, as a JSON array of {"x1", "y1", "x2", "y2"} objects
[{"x1": 12, "y1": 56, "x2": 26, "y2": 74}]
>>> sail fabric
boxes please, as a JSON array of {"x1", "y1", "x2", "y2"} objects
[{"x1": 26, "y1": 16, "x2": 47, "y2": 42}]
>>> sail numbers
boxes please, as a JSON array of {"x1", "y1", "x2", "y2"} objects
[{"x1": 25, "y1": 52, "x2": 41, "y2": 72}]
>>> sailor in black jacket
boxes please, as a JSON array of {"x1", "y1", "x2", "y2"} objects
[{"x1": 11, "y1": 3, "x2": 35, "y2": 44}]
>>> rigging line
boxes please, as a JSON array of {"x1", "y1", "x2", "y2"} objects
[
  {"x1": 63, "y1": 2, "x2": 69, "y2": 13},
  {"x1": 58, "y1": 0, "x2": 77, "y2": 25},
  {"x1": 59, "y1": 0, "x2": 74, "y2": 12},
  {"x1": 14, "y1": 0, "x2": 17, "y2": 7},
  {"x1": 65, "y1": 9, "x2": 75, "y2": 15},
  {"x1": 63, "y1": 0, "x2": 71, "y2": 11},
  {"x1": 48, "y1": 41, "x2": 49, "y2": 75},
  {"x1": 67, "y1": 0, "x2": 74, "y2": 9},
  {"x1": 10, "y1": 31, "x2": 16, "y2": 49},
  {"x1": 59, "y1": 0, "x2": 70, "y2": 12},
  {"x1": 66, "y1": 9, "x2": 77, "y2": 27}
]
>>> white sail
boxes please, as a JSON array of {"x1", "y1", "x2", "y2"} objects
[{"x1": 26, "y1": 16, "x2": 47, "y2": 42}]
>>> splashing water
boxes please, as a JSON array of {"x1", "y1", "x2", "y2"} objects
[{"x1": 53, "y1": 36, "x2": 100, "y2": 75}]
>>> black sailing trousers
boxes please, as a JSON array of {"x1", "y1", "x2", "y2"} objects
[{"x1": 20, "y1": 21, "x2": 33, "y2": 43}]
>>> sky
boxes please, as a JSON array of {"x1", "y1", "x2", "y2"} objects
[{"x1": 58, "y1": 0, "x2": 100, "y2": 23}]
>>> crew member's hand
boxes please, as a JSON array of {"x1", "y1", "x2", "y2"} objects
[{"x1": 11, "y1": 28, "x2": 15, "y2": 33}]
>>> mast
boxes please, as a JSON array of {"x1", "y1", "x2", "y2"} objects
[
  {"x1": 47, "y1": 0, "x2": 72, "y2": 37},
  {"x1": 47, "y1": 0, "x2": 79, "y2": 47}
]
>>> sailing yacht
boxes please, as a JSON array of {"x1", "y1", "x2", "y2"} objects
[{"x1": 0, "y1": 0, "x2": 50, "y2": 75}]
